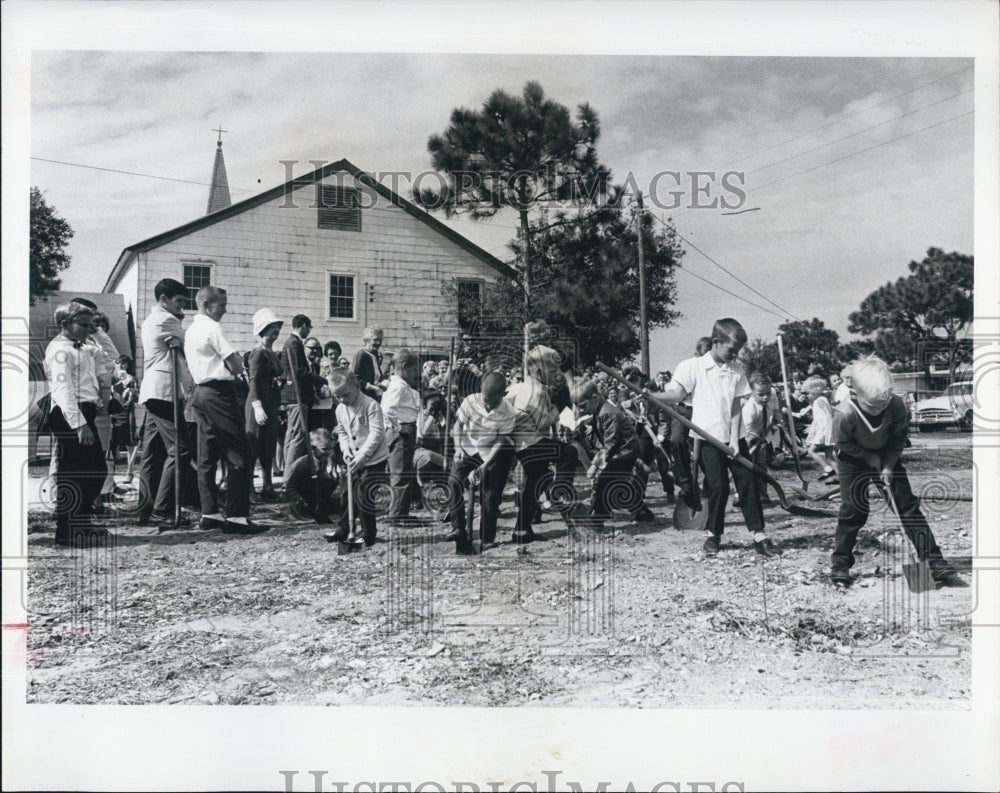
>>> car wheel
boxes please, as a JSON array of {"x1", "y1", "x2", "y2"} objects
[{"x1": 959, "y1": 410, "x2": 973, "y2": 432}]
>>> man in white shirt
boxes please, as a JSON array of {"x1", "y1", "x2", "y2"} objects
[
  {"x1": 136, "y1": 278, "x2": 196, "y2": 528},
  {"x1": 381, "y1": 349, "x2": 422, "y2": 520},
  {"x1": 44, "y1": 302, "x2": 109, "y2": 546},
  {"x1": 184, "y1": 285, "x2": 267, "y2": 534}
]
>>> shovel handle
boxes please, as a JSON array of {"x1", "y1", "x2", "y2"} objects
[{"x1": 595, "y1": 363, "x2": 789, "y2": 509}]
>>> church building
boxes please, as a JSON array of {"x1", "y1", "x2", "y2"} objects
[{"x1": 102, "y1": 135, "x2": 516, "y2": 367}]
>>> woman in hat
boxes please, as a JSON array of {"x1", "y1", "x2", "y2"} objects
[{"x1": 246, "y1": 308, "x2": 286, "y2": 500}]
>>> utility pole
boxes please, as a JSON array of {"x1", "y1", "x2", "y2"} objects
[{"x1": 636, "y1": 192, "x2": 649, "y2": 375}]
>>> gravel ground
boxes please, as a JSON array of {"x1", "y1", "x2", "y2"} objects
[{"x1": 23, "y1": 436, "x2": 973, "y2": 707}]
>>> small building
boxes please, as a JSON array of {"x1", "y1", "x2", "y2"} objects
[{"x1": 102, "y1": 157, "x2": 516, "y2": 368}]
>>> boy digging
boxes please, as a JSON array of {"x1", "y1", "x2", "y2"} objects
[
  {"x1": 830, "y1": 356, "x2": 966, "y2": 588},
  {"x1": 660, "y1": 318, "x2": 779, "y2": 558}
]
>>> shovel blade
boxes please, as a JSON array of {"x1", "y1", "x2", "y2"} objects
[
  {"x1": 673, "y1": 498, "x2": 709, "y2": 531},
  {"x1": 902, "y1": 560, "x2": 935, "y2": 593}
]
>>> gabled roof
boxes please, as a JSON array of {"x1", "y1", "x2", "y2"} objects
[{"x1": 103, "y1": 158, "x2": 518, "y2": 292}]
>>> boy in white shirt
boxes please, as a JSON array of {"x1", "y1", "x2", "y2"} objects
[
  {"x1": 661, "y1": 318, "x2": 779, "y2": 558},
  {"x1": 448, "y1": 372, "x2": 516, "y2": 550}
]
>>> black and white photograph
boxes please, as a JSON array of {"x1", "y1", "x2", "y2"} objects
[{"x1": 3, "y1": 2, "x2": 999, "y2": 791}]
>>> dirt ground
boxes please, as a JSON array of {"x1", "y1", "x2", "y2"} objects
[{"x1": 23, "y1": 434, "x2": 973, "y2": 708}]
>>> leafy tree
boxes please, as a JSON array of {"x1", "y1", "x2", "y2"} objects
[
  {"x1": 30, "y1": 187, "x2": 74, "y2": 305},
  {"x1": 848, "y1": 247, "x2": 973, "y2": 381},
  {"x1": 776, "y1": 317, "x2": 844, "y2": 378},
  {"x1": 740, "y1": 336, "x2": 781, "y2": 382},
  {"x1": 415, "y1": 80, "x2": 610, "y2": 310},
  {"x1": 453, "y1": 192, "x2": 683, "y2": 369}
]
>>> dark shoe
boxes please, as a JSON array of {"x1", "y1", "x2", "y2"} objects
[
  {"x1": 199, "y1": 516, "x2": 228, "y2": 530},
  {"x1": 445, "y1": 527, "x2": 467, "y2": 542},
  {"x1": 512, "y1": 530, "x2": 539, "y2": 545},
  {"x1": 363, "y1": 531, "x2": 377, "y2": 548},
  {"x1": 222, "y1": 520, "x2": 270, "y2": 534},
  {"x1": 703, "y1": 535, "x2": 720, "y2": 557},
  {"x1": 152, "y1": 511, "x2": 192, "y2": 529},
  {"x1": 830, "y1": 566, "x2": 852, "y2": 586},
  {"x1": 324, "y1": 528, "x2": 349, "y2": 543},
  {"x1": 933, "y1": 569, "x2": 969, "y2": 588},
  {"x1": 753, "y1": 538, "x2": 781, "y2": 558},
  {"x1": 632, "y1": 506, "x2": 656, "y2": 523},
  {"x1": 259, "y1": 488, "x2": 280, "y2": 502}
]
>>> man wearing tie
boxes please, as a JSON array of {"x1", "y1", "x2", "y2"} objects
[{"x1": 44, "y1": 302, "x2": 109, "y2": 545}]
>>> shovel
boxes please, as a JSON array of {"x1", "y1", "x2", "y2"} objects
[
  {"x1": 338, "y1": 460, "x2": 365, "y2": 554},
  {"x1": 881, "y1": 486, "x2": 934, "y2": 593},
  {"x1": 596, "y1": 363, "x2": 837, "y2": 519},
  {"x1": 673, "y1": 435, "x2": 708, "y2": 531},
  {"x1": 456, "y1": 472, "x2": 479, "y2": 555}
]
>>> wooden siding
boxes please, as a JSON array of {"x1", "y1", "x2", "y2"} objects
[{"x1": 131, "y1": 175, "x2": 508, "y2": 362}]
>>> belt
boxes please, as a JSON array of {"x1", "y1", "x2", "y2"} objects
[
  {"x1": 197, "y1": 379, "x2": 235, "y2": 389},
  {"x1": 400, "y1": 421, "x2": 417, "y2": 427}
]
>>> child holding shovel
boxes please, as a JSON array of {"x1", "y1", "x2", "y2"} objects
[
  {"x1": 328, "y1": 369, "x2": 389, "y2": 547},
  {"x1": 830, "y1": 356, "x2": 966, "y2": 588},
  {"x1": 661, "y1": 318, "x2": 780, "y2": 558}
]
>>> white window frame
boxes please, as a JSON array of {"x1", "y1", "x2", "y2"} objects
[
  {"x1": 455, "y1": 277, "x2": 484, "y2": 330},
  {"x1": 180, "y1": 261, "x2": 213, "y2": 311},
  {"x1": 326, "y1": 271, "x2": 358, "y2": 322}
]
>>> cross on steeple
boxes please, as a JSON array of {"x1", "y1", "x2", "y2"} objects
[{"x1": 206, "y1": 126, "x2": 232, "y2": 214}]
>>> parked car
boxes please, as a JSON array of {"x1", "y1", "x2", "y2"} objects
[
  {"x1": 948, "y1": 379, "x2": 974, "y2": 431},
  {"x1": 911, "y1": 382, "x2": 972, "y2": 432}
]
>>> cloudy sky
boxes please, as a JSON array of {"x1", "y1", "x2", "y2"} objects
[{"x1": 19, "y1": 15, "x2": 981, "y2": 376}]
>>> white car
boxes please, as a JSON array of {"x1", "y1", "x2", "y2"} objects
[{"x1": 911, "y1": 382, "x2": 972, "y2": 432}]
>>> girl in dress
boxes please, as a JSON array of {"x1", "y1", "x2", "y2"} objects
[{"x1": 802, "y1": 375, "x2": 837, "y2": 481}]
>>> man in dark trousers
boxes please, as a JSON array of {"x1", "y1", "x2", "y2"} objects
[
  {"x1": 184, "y1": 285, "x2": 268, "y2": 534},
  {"x1": 136, "y1": 278, "x2": 196, "y2": 528},
  {"x1": 281, "y1": 314, "x2": 328, "y2": 476},
  {"x1": 44, "y1": 302, "x2": 110, "y2": 546}
]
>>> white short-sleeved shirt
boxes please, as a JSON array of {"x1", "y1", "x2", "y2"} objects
[
  {"x1": 184, "y1": 313, "x2": 236, "y2": 384},
  {"x1": 672, "y1": 352, "x2": 751, "y2": 443},
  {"x1": 455, "y1": 393, "x2": 516, "y2": 457}
]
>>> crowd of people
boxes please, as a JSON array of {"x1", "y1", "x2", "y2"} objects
[{"x1": 41, "y1": 281, "x2": 965, "y2": 588}]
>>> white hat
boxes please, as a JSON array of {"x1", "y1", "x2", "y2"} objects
[{"x1": 252, "y1": 307, "x2": 283, "y2": 337}]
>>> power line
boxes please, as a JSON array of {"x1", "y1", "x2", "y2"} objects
[
  {"x1": 30, "y1": 156, "x2": 260, "y2": 193},
  {"x1": 717, "y1": 64, "x2": 973, "y2": 172},
  {"x1": 744, "y1": 86, "x2": 973, "y2": 179},
  {"x1": 673, "y1": 265, "x2": 789, "y2": 320},
  {"x1": 651, "y1": 212, "x2": 800, "y2": 320},
  {"x1": 749, "y1": 109, "x2": 974, "y2": 194}
]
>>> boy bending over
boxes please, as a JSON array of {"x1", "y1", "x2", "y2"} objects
[{"x1": 830, "y1": 357, "x2": 965, "y2": 588}]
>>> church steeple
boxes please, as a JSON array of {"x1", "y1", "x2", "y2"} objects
[{"x1": 206, "y1": 125, "x2": 231, "y2": 214}]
